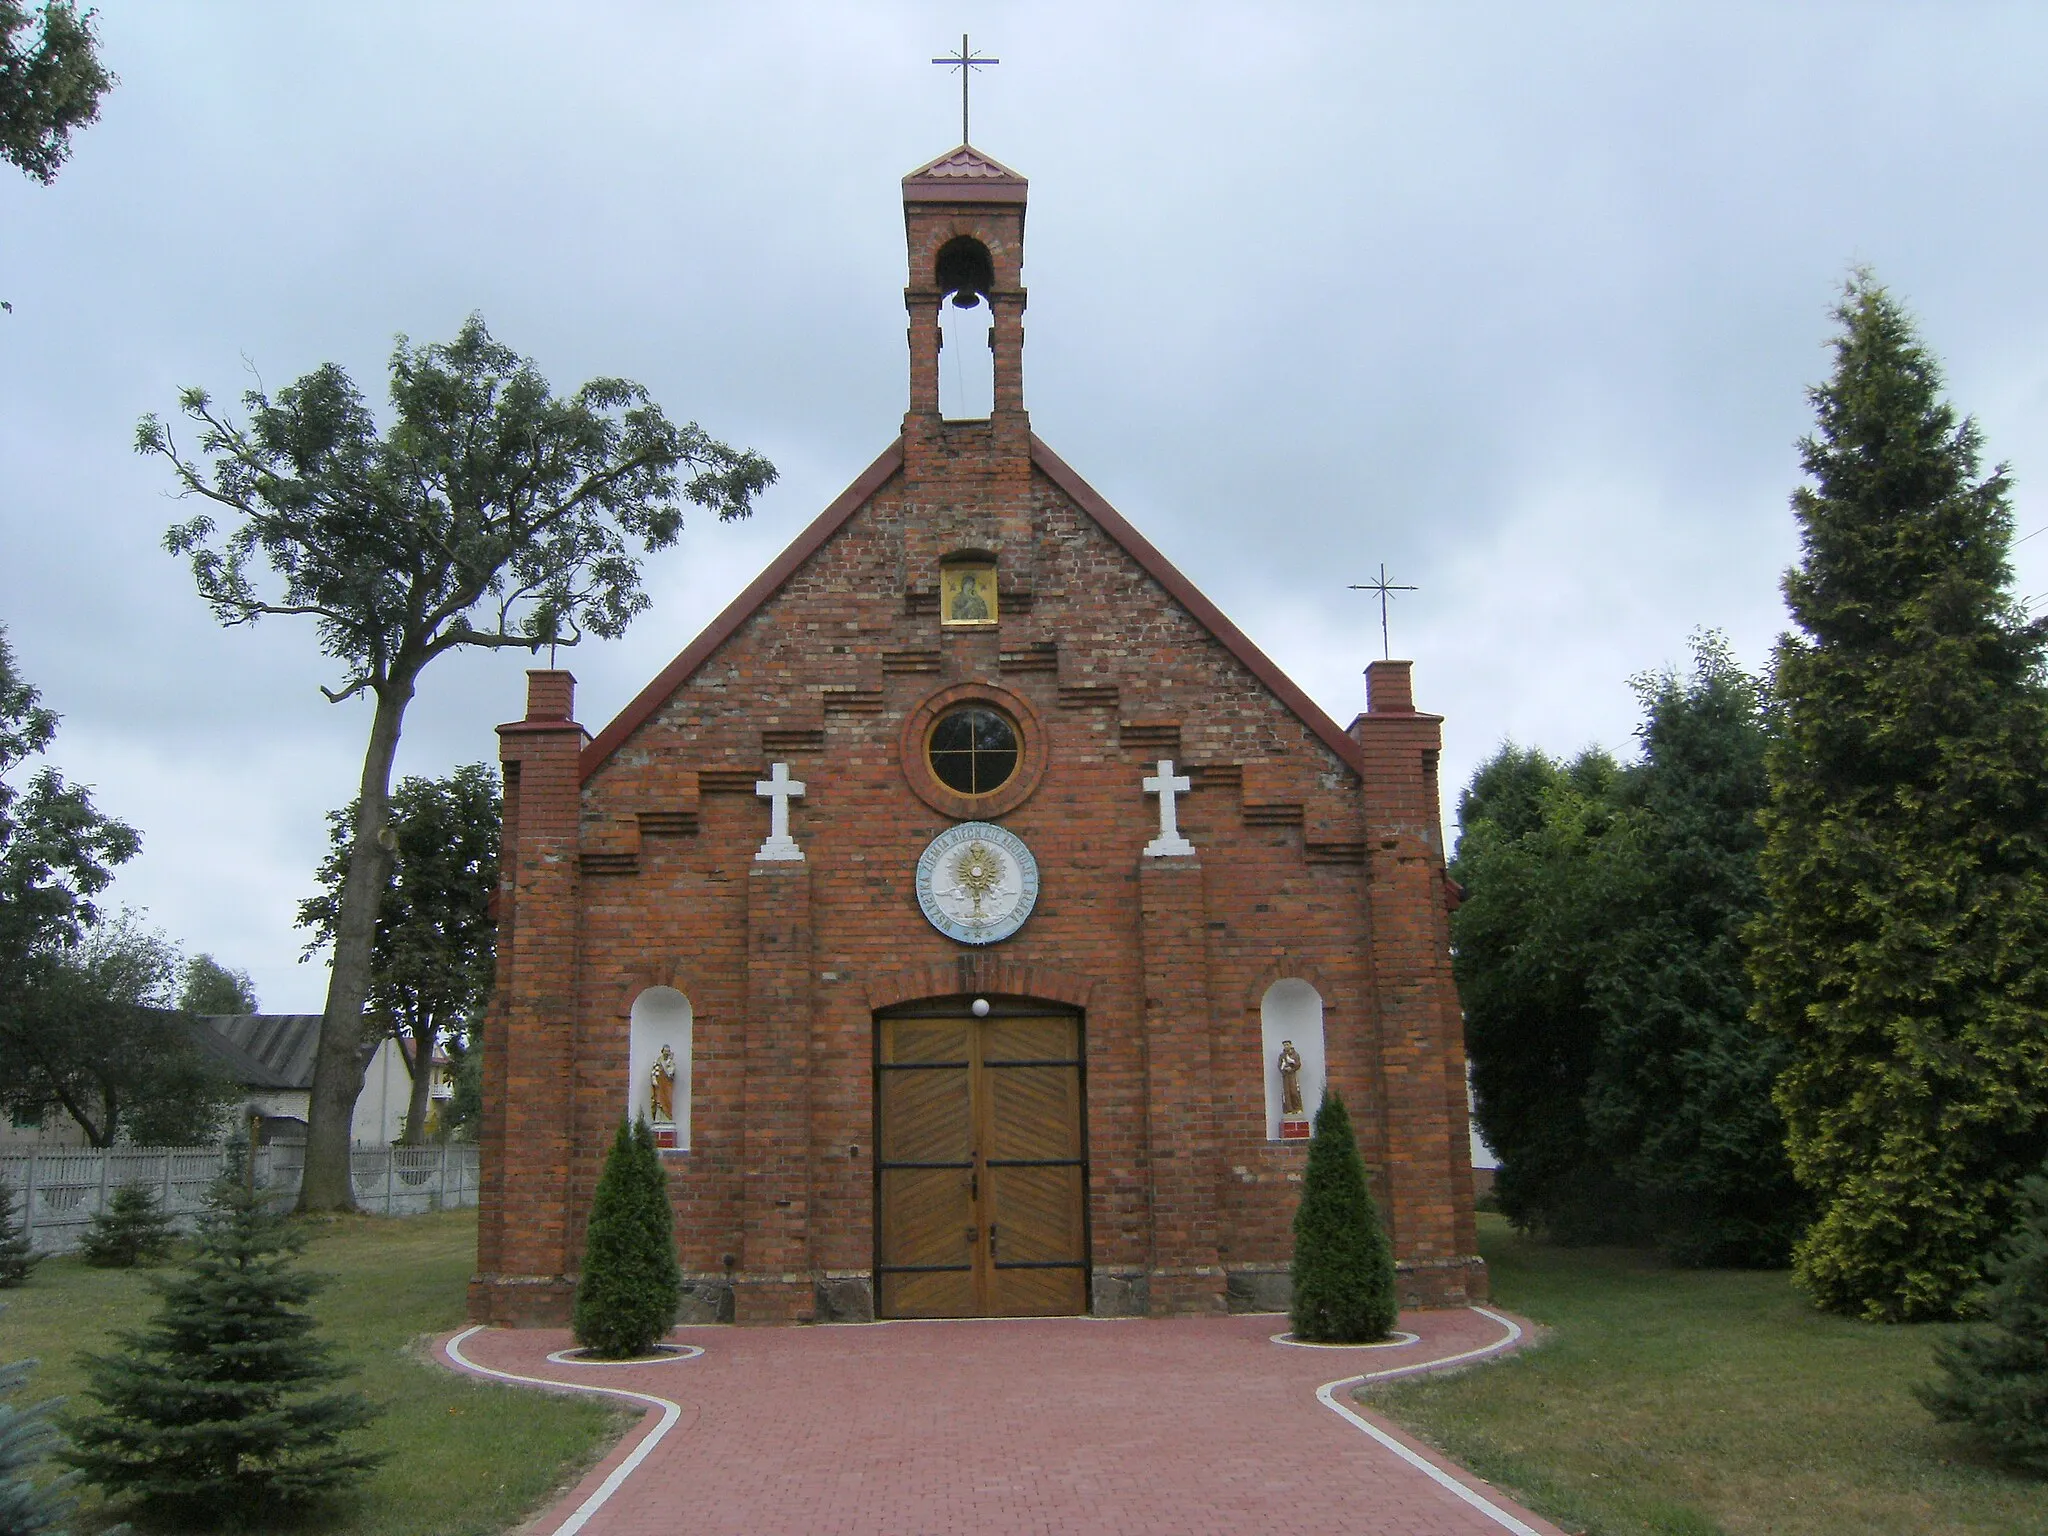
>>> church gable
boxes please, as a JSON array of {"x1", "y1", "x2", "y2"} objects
[{"x1": 578, "y1": 446, "x2": 1366, "y2": 871}]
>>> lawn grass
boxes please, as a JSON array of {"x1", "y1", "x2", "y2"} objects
[
  {"x1": 1369, "y1": 1214, "x2": 2045, "y2": 1536},
  {"x1": 0, "y1": 1208, "x2": 623, "y2": 1535}
]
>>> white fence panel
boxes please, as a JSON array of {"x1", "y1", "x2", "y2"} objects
[{"x1": 0, "y1": 1144, "x2": 479, "y2": 1254}]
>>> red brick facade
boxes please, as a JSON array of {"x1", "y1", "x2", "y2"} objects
[{"x1": 470, "y1": 146, "x2": 1483, "y2": 1326}]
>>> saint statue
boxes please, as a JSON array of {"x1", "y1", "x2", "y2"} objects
[
  {"x1": 650, "y1": 1044, "x2": 678, "y2": 1125},
  {"x1": 950, "y1": 570, "x2": 991, "y2": 622},
  {"x1": 1277, "y1": 1039, "x2": 1304, "y2": 1117}
]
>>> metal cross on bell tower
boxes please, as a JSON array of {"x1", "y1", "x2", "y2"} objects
[{"x1": 932, "y1": 33, "x2": 1000, "y2": 145}]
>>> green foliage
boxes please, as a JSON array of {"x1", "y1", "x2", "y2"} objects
[
  {"x1": 1587, "y1": 637, "x2": 1803, "y2": 1266},
  {"x1": 61, "y1": 1163, "x2": 381, "y2": 1524},
  {"x1": 0, "y1": 1347, "x2": 75, "y2": 1536},
  {"x1": 0, "y1": 1181, "x2": 39, "y2": 1289},
  {"x1": 1455, "y1": 636, "x2": 1798, "y2": 1263},
  {"x1": 0, "y1": 2, "x2": 112, "y2": 186},
  {"x1": 298, "y1": 765, "x2": 498, "y2": 1145},
  {"x1": 0, "y1": 913, "x2": 238, "y2": 1148},
  {"x1": 0, "y1": 625, "x2": 139, "y2": 982},
  {"x1": 1917, "y1": 1168, "x2": 2048, "y2": 1472},
  {"x1": 440, "y1": 1034, "x2": 482, "y2": 1143},
  {"x1": 572, "y1": 1120, "x2": 680, "y2": 1358},
  {"x1": 140, "y1": 315, "x2": 774, "y2": 1208},
  {"x1": 1453, "y1": 744, "x2": 1643, "y2": 1243},
  {"x1": 1750, "y1": 275, "x2": 2048, "y2": 1321},
  {"x1": 1289, "y1": 1091, "x2": 1397, "y2": 1343},
  {"x1": 77, "y1": 1185, "x2": 174, "y2": 1271},
  {"x1": 175, "y1": 955, "x2": 256, "y2": 1016}
]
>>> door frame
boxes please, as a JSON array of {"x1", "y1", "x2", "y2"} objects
[{"x1": 870, "y1": 994, "x2": 1092, "y2": 1317}]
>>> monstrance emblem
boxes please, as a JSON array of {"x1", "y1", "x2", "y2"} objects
[{"x1": 916, "y1": 822, "x2": 1039, "y2": 945}]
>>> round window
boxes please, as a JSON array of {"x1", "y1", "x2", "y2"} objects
[{"x1": 926, "y1": 706, "x2": 1019, "y2": 797}]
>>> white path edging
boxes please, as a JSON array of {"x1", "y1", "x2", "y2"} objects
[
  {"x1": 443, "y1": 1325, "x2": 691, "y2": 1536},
  {"x1": 1315, "y1": 1307, "x2": 1543, "y2": 1536}
]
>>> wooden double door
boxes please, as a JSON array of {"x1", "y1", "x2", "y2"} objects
[{"x1": 874, "y1": 1009, "x2": 1089, "y2": 1318}]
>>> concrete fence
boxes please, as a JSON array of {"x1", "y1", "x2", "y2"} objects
[{"x1": 0, "y1": 1143, "x2": 480, "y2": 1255}]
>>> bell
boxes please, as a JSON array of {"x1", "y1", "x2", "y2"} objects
[{"x1": 949, "y1": 288, "x2": 984, "y2": 310}]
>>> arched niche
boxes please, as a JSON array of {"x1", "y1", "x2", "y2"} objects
[
  {"x1": 1260, "y1": 978, "x2": 1326, "y2": 1141},
  {"x1": 627, "y1": 986, "x2": 693, "y2": 1150}
]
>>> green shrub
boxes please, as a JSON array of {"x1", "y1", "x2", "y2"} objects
[
  {"x1": 573, "y1": 1119, "x2": 680, "y2": 1358},
  {"x1": 78, "y1": 1183, "x2": 175, "y2": 1270},
  {"x1": 0, "y1": 1181, "x2": 38, "y2": 1290},
  {"x1": 1918, "y1": 1168, "x2": 2048, "y2": 1472},
  {"x1": 61, "y1": 1160, "x2": 381, "y2": 1524},
  {"x1": 1290, "y1": 1091, "x2": 1398, "y2": 1343}
]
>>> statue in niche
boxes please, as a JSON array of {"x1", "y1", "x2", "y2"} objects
[
  {"x1": 1277, "y1": 1039, "x2": 1304, "y2": 1117},
  {"x1": 650, "y1": 1044, "x2": 678, "y2": 1126}
]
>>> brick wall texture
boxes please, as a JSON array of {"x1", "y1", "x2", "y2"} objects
[{"x1": 469, "y1": 148, "x2": 1483, "y2": 1326}]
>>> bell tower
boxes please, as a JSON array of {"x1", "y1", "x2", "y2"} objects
[{"x1": 901, "y1": 145, "x2": 1030, "y2": 485}]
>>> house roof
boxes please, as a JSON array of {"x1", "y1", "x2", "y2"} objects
[
  {"x1": 580, "y1": 439, "x2": 1367, "y2": 781},
  {"x1": 902, "y1": 145, "x2": 1028, "y2": 203},
  {"x1": 182, "y1": 1014, "x2": 325, "y2": 1091}
]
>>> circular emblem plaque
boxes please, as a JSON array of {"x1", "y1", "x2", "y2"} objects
[{"x1": 916, "y1": 821, "x2": 1040, "y2": 946}]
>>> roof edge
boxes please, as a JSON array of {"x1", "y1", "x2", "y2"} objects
[
  {"x1": 1029, "y1": 436, "x2": 1367, "y2": 778},
  {"x1": 580, "y1": 439, "x2": 906, "y2": 781}
]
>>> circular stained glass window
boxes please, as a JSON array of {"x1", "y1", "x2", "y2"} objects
[{"x1": 927, "y1": 706, "x2": 1019, "y2": 797}]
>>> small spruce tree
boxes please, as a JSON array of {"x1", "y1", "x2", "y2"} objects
[
  {"x1": 573, "y1": 1118, "x2": 681, "y2": 1358},
  {"x1": 0, "y1": 1181, "x2": 39, "y2": 1289},
  {"x1": 60, "y1": 1161, "x2": 380, "y2": 1523},
  {"x1": 1289, "y1": 1091, "x2": 1398, "y2": 1343},
  {"x1": 1917, "y1": 1168, "x2": 2048, "y2": 1472},
  {"x1": 78, "y1": 1184, "x2": 175, "y2": 1270},
  {"x1": 0, "y1": 1338, "x2": 76, "y2": 1536}
]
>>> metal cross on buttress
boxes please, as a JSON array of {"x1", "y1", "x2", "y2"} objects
[
  {"x1": 1350, "y1": 564, "x2": 1418, "y2": 661},
  {"x1": 932, "y1": 33, "x2": 1000, "y2": 145}
]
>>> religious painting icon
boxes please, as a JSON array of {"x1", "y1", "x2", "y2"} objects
[
  {"x1": 939, "y1": 562, "x2": 998, "y2": 627},
  {"x1": 916, "y1": 821, "x2": 1038, "y2": 944}
]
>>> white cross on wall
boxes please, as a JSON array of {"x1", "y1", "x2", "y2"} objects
[
  {"x1": 1142, "y1": 759, "x2": 1195, "y2": 858},
  {"x1": 755, "y1": 761, "x2": 806, "y2": 862}
]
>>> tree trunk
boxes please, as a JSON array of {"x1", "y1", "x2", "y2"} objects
[
  {"x1": 399, "y1": 1019, "x2": 438, "y2": 1146},
  {"x1": 298, "y1": 677, "x2": 413, "y2": 1212}
]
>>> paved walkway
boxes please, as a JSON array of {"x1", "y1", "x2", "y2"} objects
[{"x1": 438, "y1": 1307, "x2": 1564, "y2": 1536}]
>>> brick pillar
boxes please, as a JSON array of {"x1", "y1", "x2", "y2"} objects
[
  {"x1": 1137, "y1": 854, "x2": 1227, "y2": 1314},
  {"x1": 1354, "y1": 660, "x2": 1487, "y2": 1306},
  {"x1": 736, "y1": 860, "x2": 814, "y2": 1322},
  {"x1": 470, "y1": 670, "x2": 584, "y2": 1325}
]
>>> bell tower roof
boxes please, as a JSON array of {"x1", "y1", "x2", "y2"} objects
[{"x1": 902, "y1": 145, "x2": 1028, "y2": 205}]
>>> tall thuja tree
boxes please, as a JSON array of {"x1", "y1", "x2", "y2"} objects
[
  {"x1": 298, "y1": 764, "x2": 499, "y2": 1145},
  {"x1": 1453, "y1": 744, "x2": 1644, "y2": 1243},
  {"x1": 1584, "y1": 634, "x2": 1803, "y2": 1266},
  {"x1": 573, "y1": 1119, "x2": 680, "y2": 1358},
  {"x1": 144, "y1": 317, "x2": 775, "y2": 1209},
  {"x1": 1289, "y1": 1091, "x2": 1397, "y2": 1343},
  {"x1": 1751, "y1": 276, "x2": 2048, "y2": 1320}
]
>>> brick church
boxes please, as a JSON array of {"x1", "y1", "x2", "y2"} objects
[{"x1": 471, "y1": 144, "x2": 1483, "y2": 1327}]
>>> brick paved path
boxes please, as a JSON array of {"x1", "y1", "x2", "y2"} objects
[{"x1": 440, "y1": 1308, "x2": 1564, "y2": 1536}]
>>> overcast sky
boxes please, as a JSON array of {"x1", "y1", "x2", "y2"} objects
[{"x1": 4, "y1": 3, "x2": 2046, "y2": 1012}]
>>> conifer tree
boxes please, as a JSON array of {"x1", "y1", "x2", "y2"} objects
[
  {"x1": 573, "y1": 1119, "x2": 680, "y2": 1358},
  {"x1": 1751, "y1": 275, "x2": 2048, "y2": 1321},
  {"x1": 77, "y1": 1183, "x2": 174, "y2": 1270},
  {"x1": 1917, "y1": 1168, "x2": 2048, "y2": 1471},
  {"x1": 1289, "y1": 1091, "x2": 1398, "y2": 1343},
  {"x1": 0, "y1": 1333, "x2": 75, "y2": 1536},
  {"x1": 60, "y1": 1161, "x2": 380, "y2": 1522},
  {"x1": 0, "y1": 1181, "x2": 37, "y2": 1289}
]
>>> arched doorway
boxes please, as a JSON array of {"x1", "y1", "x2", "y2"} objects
[{"x1": 873, "y1": 997, "x2": 1089, "y2": 1318}]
